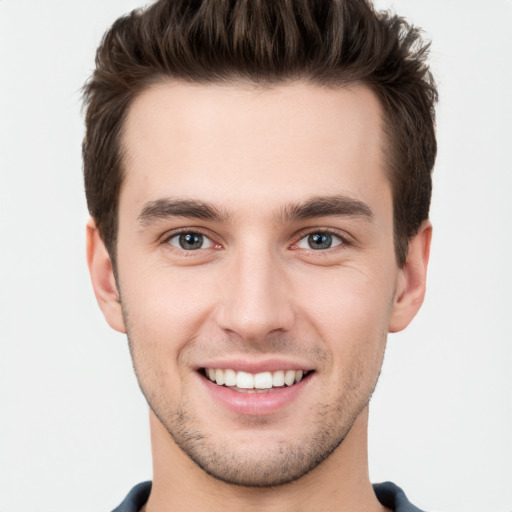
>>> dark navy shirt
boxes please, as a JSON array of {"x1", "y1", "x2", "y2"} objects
[{"x1": 112, "y1": 481, "x2": 426, "y2": 511}]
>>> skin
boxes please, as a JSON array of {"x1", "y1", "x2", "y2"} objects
[{"x1": 87, "y1": 81, "x2": 431, "y2": 512}]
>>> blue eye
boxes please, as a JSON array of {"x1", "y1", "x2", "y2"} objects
[
  {"x1": 297, "y1": 232, "x2": 343, "y2": 250},
  {"x1": 168, "y1": 232, "x2": 214, "y2": 250}
]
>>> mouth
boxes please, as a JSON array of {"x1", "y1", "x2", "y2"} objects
[{"x1": 199, "y1": 367, "x2": 314, "y2": 393}]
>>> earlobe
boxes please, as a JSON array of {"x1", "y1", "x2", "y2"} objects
[
  {"x1": 86, "y1": 218, "x2": 126, "y2": 333},
  {"x1": 388, "y1": 220, "x2": 432, "y2": 333}
]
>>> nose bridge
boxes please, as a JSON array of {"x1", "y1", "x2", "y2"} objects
[{"x1": 217, "y1": 237, "x2": 293, "y2": 340}]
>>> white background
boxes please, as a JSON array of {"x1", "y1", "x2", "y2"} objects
[{"x1": 0, "y1": 1, "x2": 511, "y2": 511}]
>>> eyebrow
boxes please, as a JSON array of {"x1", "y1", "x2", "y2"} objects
[
  {"x1": 278, "y1": 195, "x2": 374, "y2": 222},
  {"x1": 137, "y1": 194, "x2": 373, "y2": 226},
  {"x1": 138, "y1": 198, "x2": 228, "y2": 225}
]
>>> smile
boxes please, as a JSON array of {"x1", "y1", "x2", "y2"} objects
[{"x1": 202, "y1": 368, "x2": 311, "y2": 393}]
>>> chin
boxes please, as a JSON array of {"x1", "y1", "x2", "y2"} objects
[{"x1": 150, "y1": 396, "x2": 362, "y2": 488}]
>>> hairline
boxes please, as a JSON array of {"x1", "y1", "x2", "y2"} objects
[{"x1": 109, "y1": 76, "x2": 404, "y2": 268}]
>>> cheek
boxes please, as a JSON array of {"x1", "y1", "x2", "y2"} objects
[
  {"x1": 292, "y1": 266, "x2": 394, "y2": 375},
  {"x1": 296, "y1": 268, "x2": 394, "y2": 332},
  {"x1": 119, "y1": 271, "x2": 214, "y2": 407},
  {"x1": 119, "y1": 265, "x2": 217, "y2": 360}
]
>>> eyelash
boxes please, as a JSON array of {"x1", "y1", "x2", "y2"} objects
[
  {"x1": 162, "y1": 228, "x2": 219, "y2": 253},
  {"x1": 291, "y1": 228, "x2": 351, "y2": 252},
  {"x1": 161, "y1": 226, "x2": 351, "y2": 254}
]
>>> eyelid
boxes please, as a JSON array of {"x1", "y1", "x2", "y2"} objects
[
  {"x1": 161, "y1": 227, "x2": 222, "y2": 250},
  {"x1": 158, "y1": 226, "x2": 352, "y2": 252},
  {"x1": 168, "y1": 232, "x2": 214, "y2": 249},
  {"x1": 290, "y1": 228, "x2": 352, "y2": 250}
]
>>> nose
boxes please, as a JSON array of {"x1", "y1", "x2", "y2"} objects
[{"x1": 215, "y1": 243, "x2": 295, "y2": 342}]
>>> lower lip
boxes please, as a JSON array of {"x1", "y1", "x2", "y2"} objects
[{"x1": 198, "y1": 373, "x2": 312, "y2": 416}]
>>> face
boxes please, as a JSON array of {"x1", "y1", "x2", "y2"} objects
[{"x1": 89, "y1": 81, "x2": 429, "y2": 487}]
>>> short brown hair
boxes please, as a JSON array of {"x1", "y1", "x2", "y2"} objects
[{"x1": 83, "y1": 0, "x2": 437, "y2": 267}]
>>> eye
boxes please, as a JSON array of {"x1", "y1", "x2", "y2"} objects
[
  {"x1": 167, "y1": 232, "x2": 214, "y2": 251},
  {"x1": 296, "y1": 231, "x2": 344, "y2": 250}
]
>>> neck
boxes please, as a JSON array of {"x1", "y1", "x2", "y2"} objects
[{"x1": 144, "y1": 406, "x2": 388, "y2": 512}]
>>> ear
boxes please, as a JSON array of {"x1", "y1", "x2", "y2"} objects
[
  {"x1": 388, "y1": 220, "x2": 432, "y2": 333},
  {"x1": 86, "y1": 218, "x2": 126, "y2": 333}
]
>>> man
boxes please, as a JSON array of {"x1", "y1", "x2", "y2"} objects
[{"x1": 83, "y1": 0, "x2": 437, "y2": 510}]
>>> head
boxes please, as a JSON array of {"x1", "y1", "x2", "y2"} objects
[
  {"x1": 84, "y1": 0, "x2": 436, "y2": 490},
  {"x1": 83, "y1": 0, "x2": 437, "y2": 270}
]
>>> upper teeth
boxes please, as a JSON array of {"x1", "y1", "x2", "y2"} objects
[{"x1": 205, "y1": 368, "x2": 305, "y2": 389}]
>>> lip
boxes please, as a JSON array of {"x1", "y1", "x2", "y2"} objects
[
  {"x1": 196, "y1": 369, "x2": 313, "y2": 416},
  {"x1": 196, "y1": 357, "x2": 311, "y2": 374}
]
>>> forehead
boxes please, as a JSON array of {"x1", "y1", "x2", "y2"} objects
[{"x1": 120, "y1": 80, "x2": 390, "y2": 220}]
